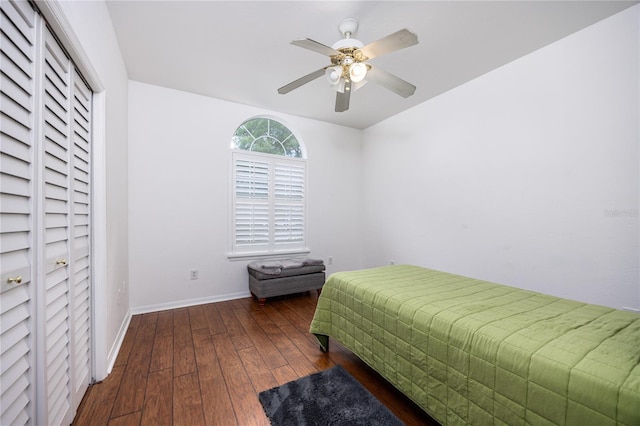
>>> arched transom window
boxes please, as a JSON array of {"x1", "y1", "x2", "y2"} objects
[
  {"x1": 229, "y1": 117, "x2": 308, "y2": 257},
  {"x1": 231, "y1": 117, "x2": 303, "y2": 158}
]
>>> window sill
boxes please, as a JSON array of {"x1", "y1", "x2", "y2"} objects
[{"x1": 227, "y1": 248, "x2": 311, "y2": 262}]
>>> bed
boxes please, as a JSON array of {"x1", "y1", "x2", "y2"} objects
[{"x1": 309, "y1": 265, "x2": 640, "y2": 426}]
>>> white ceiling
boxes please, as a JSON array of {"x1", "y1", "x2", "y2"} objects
[{"x1": 105, "y1": 1, "x2": 637, "y2": 129}]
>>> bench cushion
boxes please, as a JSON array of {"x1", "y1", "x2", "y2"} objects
[{"x1": 248, "y1": 258, "x2": 325, "y2": 280}]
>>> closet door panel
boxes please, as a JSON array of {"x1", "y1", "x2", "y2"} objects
[
  {"x1": 69, "y1": 69, "x2": 92, "y2": 407},
  {"x1": 0, "y1": 0, "x2": 37, "y2": 425},
  {"x1": 41, "y1": 26, "x2": 72, "y2": 426}
]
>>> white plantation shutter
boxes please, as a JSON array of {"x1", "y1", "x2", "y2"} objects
[
  {"x1": 232, "y1": 151, "x2": 306, "y2": 254},
  {"x1": 234, "y1": 158, "x2": 269, "y2": 247},
  {"x1": 0, "y1": 1, "x2": 37, "y2": 424},
  {"x1": 274, "y1": 162, "x2": 305, "y2": 244}
]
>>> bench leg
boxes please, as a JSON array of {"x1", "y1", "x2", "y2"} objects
[{"x1": 251, "y1": 292, "x2": 267, "y2": 306}]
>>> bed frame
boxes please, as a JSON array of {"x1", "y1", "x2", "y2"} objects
[{"x1": 309, "y1": 265, "x2": 640, "y2": 426}]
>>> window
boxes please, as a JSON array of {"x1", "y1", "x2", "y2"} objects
[{"x1": 230, "y1": 118, "x2": 307, "y2": 257}]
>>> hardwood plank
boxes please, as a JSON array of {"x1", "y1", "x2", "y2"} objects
[
  {"x1": 72, "y1": 364, "x2": 125, "y2": 426},
  {"x1": 254, "y1": 306, "x2": 321, "y2": 376},
  {"x1": 249, "y1": 308, "x2": 282, "y2": 334},
  {"x1": 108, "y1": 411, "x2": 142, "y2": 426},
  {"x1": 188, "y1": 305, "x2": 208, "y2": 331},
  {"x1": 173, "y1": 308, "x2": 190, "y2": 330},
  {"x1": 173, "y1": 373, "x2": 206, "y2": 426},
  {"x1": 270, "y1": 298, "x2": 312, "y2": 334},
  {"x1": 192, "y1": 329, "x2": 237, "y2": 425},
  {"x1": 173, "y1": 324, "x2": 196, "y2": 377},
  {"x1": 199, "y1": 374, "x2": 238, "y2": 426},
  {"x1": 218, "y1": 308, "x2": 253, "y2": 351},
  {"x1": 192, "y1": 328, "x2": 220, "y2": 378},
  {"x1": 237, "y1": 346, "x2": 278, "y2": 392},
  {"x1": 232, "y1": 308, "x2": 287, "y2": 369},
  {"x1": 155, "y1": 310, "x2": 174, "y2": 336},
  {"x1": 141, "y1": 369, "x2": 172, "y2": 426},
  {"x1": 212, "y1": 333, "x2": 270, "y2": 425},
  {"x1": 149, "y1": 332, "x2": 173, "y2": 373},
  {"x1": 227, "y1": 298, "x2": 253, "y2": 311},
  {"x1": 270, "y1": 364, "x2": 299, "y2": 386},
  {"x1": 256, "y1": 303, "x2": 290, "y2": 327},
  {"x1": 260, "y1": 323, "x2": 320, "y2": 378},
  {"x1": 201, "y1": 302, "x2": 227, "y2": 335},
  {"x1": 284, "y1": 293, "x2": 318, "y2": 319},
  {"x1": 113, "y1": 316, "x2": 141, "y2": 367},
  {"x1": 111, "y1": 315, "x2": 157, "y2": 417}
]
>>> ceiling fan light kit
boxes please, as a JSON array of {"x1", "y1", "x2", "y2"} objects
[{"x1": 277, "y1": 18, "x2": 418, "y2": 113}]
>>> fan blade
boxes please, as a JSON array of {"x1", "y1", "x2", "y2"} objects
[
  {"x1": 291, "y1": 38, "x2": 341, "y2": 57},
  {"x1": 278, "y1": 68, "x2": 326, "y2": 94},
  {"x1": 359, "y1": 29, "x2": 418, "y2": 59},
  {"x1": 366, "y1": 66, "x2": 416, "y2": 98},
  {"x1": 335, "y1": 79, "x2": 352, "y2": 112}
]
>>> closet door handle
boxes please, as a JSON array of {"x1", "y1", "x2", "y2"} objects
[
  {"x1": 56, "y1": 259, "x2": 68, "y2": 266},
  {"x1": 7, "y1": 276, "x2": 23, "y2": 284}
]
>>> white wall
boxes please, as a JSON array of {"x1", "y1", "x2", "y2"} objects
[
  {"x1": 128, "y1": 5, "x2": 638, "y2": 313},
  {"x1": 362, "y1": 5, "x2": 639, "y2": 310},
  {"x1": 57, "y1": 1, "x2": 130, "y2": 376},
  {"x1": 128, "y1": 82, "x2": 363, "y2": 311}
]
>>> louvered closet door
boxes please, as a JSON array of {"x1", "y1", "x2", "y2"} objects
[
  {"x1": 2, "y1": 4, "x2": 93, "y2": 424},
  {"x1": 0, "y1": 1, "x2": 37, "y2": 424},
  {"x1": 41, "y1": 26, "x2": 73, "y2": 426},
  {"x1": 69, "y1": 69, "x2": 92, "y2": 408}
]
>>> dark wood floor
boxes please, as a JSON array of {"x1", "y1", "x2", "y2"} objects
[{"x1": 73, "y1": 292, "x2": 438, "y2": 425}]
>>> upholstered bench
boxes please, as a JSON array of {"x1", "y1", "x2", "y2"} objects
[{"x1": 248, "y1": 258, "x2": 326, "y2": 306}]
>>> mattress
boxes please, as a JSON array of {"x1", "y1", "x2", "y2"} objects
[{"x1": 309, "y1": 265, "x2": 640, "y2": 426}]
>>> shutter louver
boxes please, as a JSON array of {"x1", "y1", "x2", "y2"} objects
[
  {"x1": 235, "y1": 159, "x2": 269, "y2": 198},
  {"x1": 0, "y1": 1, "x2": 37, "y2": 424},
  {"x1": 235, "y1": 202, "x2": 269, "y2": 246}
]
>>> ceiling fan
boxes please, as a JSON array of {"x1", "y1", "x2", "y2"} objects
[{"x1": 277, "y1": 18, "x2": 418, "y2": 112}]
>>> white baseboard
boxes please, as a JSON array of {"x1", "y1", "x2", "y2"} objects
[
  {"x1": 103, "y1": 293, "x2": 250, "y2": 373},
  {"x1": 130, "y1": 291, "x2": 252, "y2": 315},
  {"x1": 105, "y1": 309, "x2": 131, "y2": 376}
]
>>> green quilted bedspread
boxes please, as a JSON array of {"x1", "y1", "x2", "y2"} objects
[{"x1": 309, "y1": 265, "x2": 640, "y2": 426}]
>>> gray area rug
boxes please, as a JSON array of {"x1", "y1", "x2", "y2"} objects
[{"x1": 258, "y1": 365, "x2": 404, "y2": 425}]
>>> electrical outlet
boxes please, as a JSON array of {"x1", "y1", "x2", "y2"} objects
[
  {"x1": 190, "y1": 269, "x2": 198, "y2": 280},
  {"x1": 390, "y1": 259, "x2": 395, "y2": 265},
  {"x1": 328, "y1": 256, "x2": 333, "y2": 265}
]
